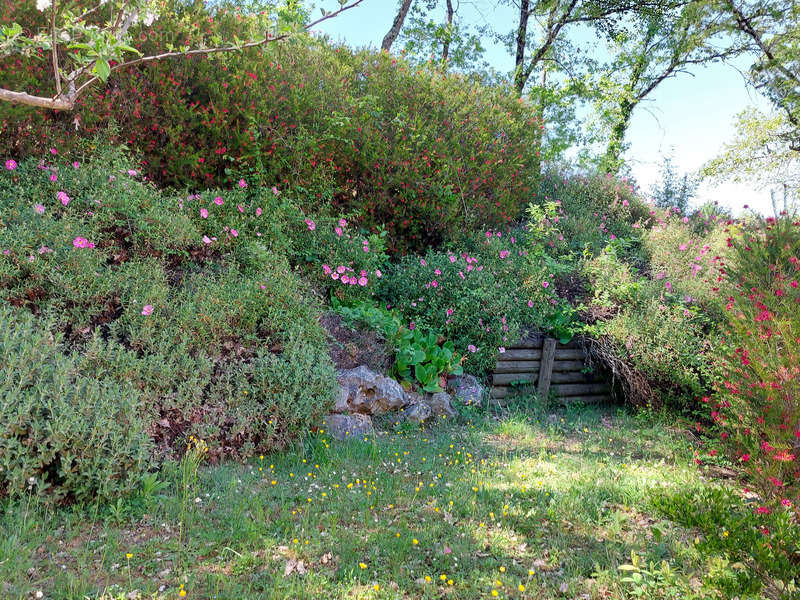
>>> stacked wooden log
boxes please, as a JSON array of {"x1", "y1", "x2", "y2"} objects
[{"x1": 491, "y1": 336, "x2": 610, "y2": 403}]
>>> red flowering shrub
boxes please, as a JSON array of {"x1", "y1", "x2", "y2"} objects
[
  {"x1": 0, "y1": 1, "x2": 540, "y2": 252},
  {"x1": 713, "y1": 215, "x2": 800, "y2": 513}
]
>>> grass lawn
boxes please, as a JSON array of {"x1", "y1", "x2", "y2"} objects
[{"x1": 0, "y1": 403, "x2": 790, "y2": 599}]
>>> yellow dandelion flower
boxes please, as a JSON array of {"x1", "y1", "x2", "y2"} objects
[
  {"x1": 412, "y1": 538, "x2": 419, "y2": 545},
  {"x1": 373, "y1": 584, "x2": 380, "y2": 591},
  {"x1": 518, "y1": 584, "x2": 525, "y2": 592},
  {"x1": 360, "y1": 562, "x2": 367, "y2": 569},
  {"x1": 499, "y1": 566, "x2": 505, "y2": 573},
  {"x1": 125, "y1": 553, "x2": 133, "y2": 559}
]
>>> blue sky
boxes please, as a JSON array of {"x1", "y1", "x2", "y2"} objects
[{"x1": 312, "y1": 0, "x2": 773, "y2": 214}]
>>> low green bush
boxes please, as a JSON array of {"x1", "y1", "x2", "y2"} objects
[
  {"x1": 376, "y1": 229, "x2": 542, "y2": 375},
  {"x1": 711, "y1": 215, "x2": 800, "y2": 511},
  {"x1": 334, "y1": 299, "x2": 462, "y2": 392},
  {"x1": 0, "y1": 145, "x2": 337, "y2": 499},
  {"x1": 0, "y1": 306, "x2": 153, "y2": 504}
]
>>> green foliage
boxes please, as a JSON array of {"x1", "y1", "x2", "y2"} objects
[
  {"x1": 0, "y1": 145, "x2": 337, "y2": 496},
  {"x1": 377, "y1": 229, "x2": 544, "y2": 374},
  {"x1": 712, "y1": 215, "x2": 800, "y2": 507},
  {"x1": 651, "y1": 485, "x2": 799, "y2": 591},
  {"x1": 649, "y1": 152, "x2": 698, "y2": 213},
  {"x1": 334, "y1": 299, "x2": 462, "y2": 392},
  {"x1": 1, "y1": 1, "x2": 541, "y2": 253},
  {"x1": 0, "y1": 305, "x2": 153, "y2": 504},
  {"x1": 535, "y1": 170, "x2": 650, "y2": 258}
]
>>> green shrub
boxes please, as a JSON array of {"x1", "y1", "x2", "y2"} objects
[
  {"x1": 0, "y1": 147, "x2": 336, "y2": 480},
  {"x1": 377, "y1": 229, "x2": 543, "y2": 374},
  {"x1": 711, "y1": 215, "x2": 800, "y2": 510},
  {"x1": 536, "y1": 170, "x2": 651, "y2": 258},
  {"x1": 334, "y1": 299, "x2": 462, "y2": 392},
  {"x1": 1, "y1": 1, "x2": 541, "y2": 252},
  {"x1": 0, "y1": 305, "x2": 153, "y2": 504}
]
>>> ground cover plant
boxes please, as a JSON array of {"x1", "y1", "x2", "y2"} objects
[
  {"x1": 0, "y1": 142, "x2": 337, "y2": 500},
  {"x1": 1, "y1": 406, "x2": 797, "y2": 599}
]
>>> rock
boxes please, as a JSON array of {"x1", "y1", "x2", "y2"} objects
[
  {"x1": 323, "y1": 414, "x2": 374, "y2": 441},
  {"x1": 448, "y1": 374, "x2": 484, "y2": 406},
  {"x1": 427, "y1": 391, "x2": 457, "y2": 418},
  {"x1": 404, "y1": 402, "x2": 432, "y2": 424},
  {"x1": 334, "y1": 366, "x2": 406, "y2": 415}
]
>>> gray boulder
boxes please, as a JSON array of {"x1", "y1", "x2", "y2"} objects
[
  {"x1": 404, "y1": 402, "x2": 433, "y2": 424},
  {"x1": 427, "y1": 391, "x2": 457, "y2": 418},
  {"x1": 448, "y1": 374, "x2": 484, "y2": 406},
  {"x1": 334, "y1": 366, "x2": 406, "y2": 415},
  {"x1": 323, "y1": 414, "x2": 374, "y2": 441}
]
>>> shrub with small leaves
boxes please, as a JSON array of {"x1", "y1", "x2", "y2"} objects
[{"x1": 0, "y1": 305, "x2": 153, "y2": 504}]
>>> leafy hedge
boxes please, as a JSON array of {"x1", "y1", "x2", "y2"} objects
[
  {"x1": 0, "y1": 0, "x2": 541, "y2": 252},
  {"x1": 0, "y1": 144, "x2": 336, "y2": 501}
]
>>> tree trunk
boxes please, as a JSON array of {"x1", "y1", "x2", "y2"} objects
[
  {"x1": 381, "y1": 0, "x2": 414, "y2": 52},
  {"x1": 531, "y1": 64, "x2": 548, "y2": 185},
  {"x1": 603, "y1": 99, "x2": 636, "y2": 174},
  {"x1": 441, "y1": 0, "x2": 454, "y2": 66},
  {"x1": 513, "y1": 0, "x2": 531, "y2": 95}
]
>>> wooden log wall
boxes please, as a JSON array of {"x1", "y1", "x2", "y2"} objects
[{"x1": 491, "y1": 336, "x2": 611, "y2": 404}]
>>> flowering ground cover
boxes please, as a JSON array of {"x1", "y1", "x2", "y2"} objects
[{"x1": 2, "y1": 405, "x2": 796, "y2": 599}]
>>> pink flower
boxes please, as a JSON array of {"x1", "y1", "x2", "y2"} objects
[
  {"x1": 336, "y1": 265, "x2": 346, "y2": 274},
  {"x1": 446, "y1": 308, "x2": 454, "y2": 316},
  {"x1": 679, "y1": 243, "x2": 688, "y2": 251},
  {"x1": 237, "y1": 204, "x2": 244, "y2": 213},
  {"x1": 322, "y1": 264, "x2": 331, "y2": 275},
  {"x1": 256, "y1": 207, "x2": 263, "y2": 216},
  {"x1": 755, "y1": 506, "x2": 771, "y2": 515},
  {"x1": 50, "y1": 173, "x2": 57, "y2": 182},
  {"x1": 238, "y1": 179, "x2": 247, "y2": 188},
  {"x1": 230, "y1": 229, "x2": 238, "y2": 237},
  {"x1": 127, "y1": 169, "x2": 138, "y2": 177},
  {"x1": 468, "y1": 344, "x2": 477, "y2": 353},
  {"x1": 4, "y1": 159, "x2": 17, "y2": 170},
  {"x1": 57, "y1": 191, "x2": 70, "y2": 206},
  {"x1": 420, "y1": 259, "x2": 427, "y2": 266},
  {"x1": 499, "y1": 250, "x2": 510, "y2": 259},
  {"x1": 528, "y1": 300, "x2": 534, "y2": 308},
  {"x1": 335, "y1": 227, "x2": 343, "y2": 236},
  {"x1": 375, "y1": 270, "x2": 382, "y2": 278},
  {"x1": 499, "y1": 347, "x2": 506, "y2": 353},
  {"x1": 665, "y1": 281, "x2": 672, "y2": 292},
  {"x1": 50, "y1": 148, "x2": 57, "y2": 155},
  {"x1": 338, "y1": 218, "x2": 347, "y2": 227},
  {"x1": 141, "y1": 304, "x2": 153, "y2": 316},
  {"x1": 72, "y1": 161, "x2": 79, "y2": 169},
  {"x1": 622, "y1": 199, "x2": 629, "y2": 207},
  {"x1": 34, "y1": 204, "x2": 45, "y2": 215},
  {"x1": 200, "y1": 208, "x2": 209, "y2": 219},
  {"x1": 271, "y1": 186, "x2": 279, "y2": 195},
  {"x1": 449, "y1": 255, "x2": 456, "y2": 263},
  {"x1": 409, "y1": 322, "x2": 415, "y2": 330},
  {"x1": 305, "y1": 219, "x2": 316, "y2": 231},
  {"x1": 202, "y1": 235, "x2": 212, "y2": 244},
  {"x1": 358, "y1": 276, "x2": 368, "y2": 286},
  {"x1": 213, "y1": 196, "x2": 223, "y2": 206},
  {"x1": 331, "y1": 272, "x2": 339, "y2": 280},
  {"x1": 542, "y1": 281, "x2": 549, "y2": 288},
  {"x1": 341, "y1": 275, "x2": 350, "y2": 284},
  {"x1": 72, "y1": 236, "x2": 94, "y2": 249}
]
